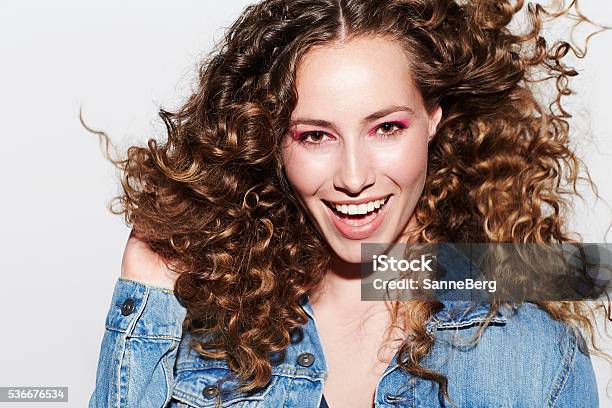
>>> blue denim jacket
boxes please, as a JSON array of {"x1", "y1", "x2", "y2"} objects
[{"x1": 89, "y1": 277, "x2": 599, "y2": 407}]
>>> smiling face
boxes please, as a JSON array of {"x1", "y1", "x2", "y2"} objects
[{"x1": 281, "y1": 35, "x2": 442, "y2": 264}]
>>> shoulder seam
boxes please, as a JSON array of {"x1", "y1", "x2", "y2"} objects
[
  {"x1": 118, "y1": 277, "x2": 176, "y2": 294},
  {"x1": 547, "y1": 325, "x2": 578, "y2": 407}
]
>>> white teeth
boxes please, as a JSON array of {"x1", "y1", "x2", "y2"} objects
[{"x1": 333, "y1": 197, "x2": 388, "y2": 215}]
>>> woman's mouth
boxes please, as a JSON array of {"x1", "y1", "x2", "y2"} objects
[{"x1": 322, "y1": 195, "x2": 392, "y2": 240}]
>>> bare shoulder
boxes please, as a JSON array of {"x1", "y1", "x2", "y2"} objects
[{"x1": 120, "y1": 229, "x2": 180, "y2": 290}]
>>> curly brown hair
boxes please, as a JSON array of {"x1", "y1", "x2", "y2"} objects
[{"x1": 81, "y1": 0, "x2": 612, "y2": 405}]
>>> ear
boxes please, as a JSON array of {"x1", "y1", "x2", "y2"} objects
[{"x1": 427, "y1": 104, "x2": 443, "y2": 143}]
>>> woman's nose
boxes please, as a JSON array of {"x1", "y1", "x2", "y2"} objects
[{"x1": 333, "y1": 140, "x2": 376, "y2": 194}]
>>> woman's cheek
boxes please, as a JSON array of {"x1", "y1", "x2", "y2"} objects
[
  {"x1": 283, "y1": 153, "x2": 326, "y2": 198},
  {"x1": 377, "y1": 141, "x2": 428, "y2": 186}
]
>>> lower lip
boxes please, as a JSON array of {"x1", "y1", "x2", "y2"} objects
[{"x1": 325, "y1": 196, "x2": 391, "y2": 240}]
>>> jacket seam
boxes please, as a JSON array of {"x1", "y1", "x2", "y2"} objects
[
  {"x1": 161, "y1": 345, "x2": 170, "y2": 407},
  {"x1": 176, "y1": 364, "x2": 326, "y2": 380},
  {"x1": 282, "y1": 368, "x2": 298, "y2": 408},
  {"x1": 104, "y1": 326, "x2": 182, "y2": 341},
  {"x1": 435, "y1": 316, "x2": 507, "y2": 329},
  {"x1": 171, "y1": 392, "x2": 201, "y2": 407},
  {"x1": 116, "y1": 286, "x2": 149, "y2": 407},
  {"x1": 270, "y1": 372, "x2": 326, "y2": 381},
  {"x1": 125, "y1": 338, "x2": 132, "y2": 407},
  {"x1": 547, "y1": 326, "x2": 577, "y2": 407},
  {"x1": 176, "y1": 369, "x2": 326, "y2": 380},
  {"x1": 112, "y1": 331, "x2": 127, "y2": 408},
  {"x1": 162, "y1": 339, "x2": 179, "y2": 407},
  {"x1": 118, "y1": 277, "x2": 176, "y2": 294}
]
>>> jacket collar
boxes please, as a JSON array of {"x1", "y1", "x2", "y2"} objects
[
  {"x1": 299, "y1": 292, "x2": 509, "y2": 380},
  {"x1": 176, "y1": 241, "x2": 511, "y2": 380}
]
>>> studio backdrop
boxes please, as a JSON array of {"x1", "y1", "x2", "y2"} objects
[{"x1": 0, "y1": 1, "x2": 611, "y2": 406}]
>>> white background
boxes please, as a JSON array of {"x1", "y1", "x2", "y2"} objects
[{"x1": 0, "y1": 1, "x2": 610, "y2": 406}]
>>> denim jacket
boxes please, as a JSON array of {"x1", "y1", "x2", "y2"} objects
[{"x1": 89, "y1": 276, "x2": 599, "y2": 407}]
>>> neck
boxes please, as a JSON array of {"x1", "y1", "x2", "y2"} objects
[
  {"x1": 309, "y1": 254, "x2": 381, "y2": 317},
  {"x1": 308, "y1": 216, "x2": 421, "y2": 320}
]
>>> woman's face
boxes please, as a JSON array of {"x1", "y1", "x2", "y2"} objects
[{"x1": 281, "y1": 36, "x2": 442, "y2": 264}]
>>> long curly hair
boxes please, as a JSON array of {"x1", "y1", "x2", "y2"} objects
[{"x1": 81, "y1": 0, "x2": 612, "y2": 405}]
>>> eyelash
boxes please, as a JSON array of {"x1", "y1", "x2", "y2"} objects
[{"x1": 295, "y1": 121, "x2": 407, "y2": 146}]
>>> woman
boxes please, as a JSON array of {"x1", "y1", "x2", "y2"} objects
[{"x1": 86, "y1": 0, "x2": 612, "y2": 407}]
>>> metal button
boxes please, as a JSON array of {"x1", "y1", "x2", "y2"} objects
[
  {"x1": 202, "y1": 384, "x2": 219, "y2": 398},
  {"x1": 120, "y1": 298, "x2": 135, "y2": 316},
  {"x1": 297, "y1": 352, "x2": 315, "y2": 367}
]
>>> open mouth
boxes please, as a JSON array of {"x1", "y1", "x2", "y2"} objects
[
  {"x1": 321, "y1": 195, "x2": 392, "y2": 239},
  {"x1": 323, "y1": 195, "x2": 391, "y2": 220}
]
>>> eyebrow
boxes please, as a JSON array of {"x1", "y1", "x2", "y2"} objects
[{"x1": 289, "y1": 105, "x2": 415, "y2": 129}]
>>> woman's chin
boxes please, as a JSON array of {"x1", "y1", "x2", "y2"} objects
[
  {"x1": 328, "y1": 239, "x2": 374, "y2": 264},
  {"x1": 336, "y1": 251, "x2": 363, "y2": 264}
]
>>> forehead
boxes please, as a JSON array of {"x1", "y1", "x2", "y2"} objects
[{"x1": 293, "y1": 36, "x2": 422, "y2": 117}]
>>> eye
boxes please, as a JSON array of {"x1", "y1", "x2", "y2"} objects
[
  {"x1": 373, "y1": 121, "x2": 406, "y2": 137},
  {"x1": 293, "y1": 121, "x2": 407, "y2": 146},
  {"x1": 295, "y1": 131, "x2": 332, "y2": 146}
]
